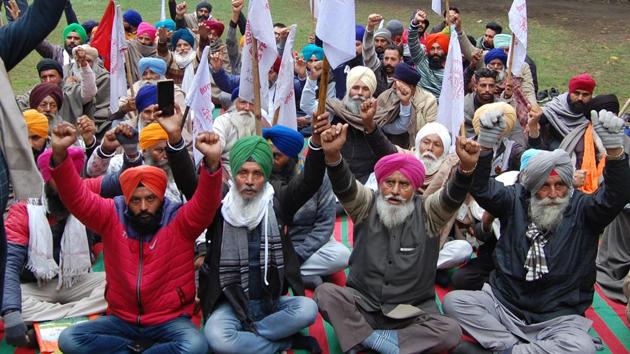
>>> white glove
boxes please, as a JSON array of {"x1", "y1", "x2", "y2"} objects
[{"x1": 591, "y1": 109, "x2": 624, "y2": 149}]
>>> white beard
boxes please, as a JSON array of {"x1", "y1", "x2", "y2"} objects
[
  {"x1": 496, "y1": 69, "x2": 506, "y2": 83},
  {"x1": 375, "y1": 193, "x2": 415, "y2": 230},
  {"x1": 232, "y1": 110, "x2": 257, "y2": 138},
  {"x1": 419, "y1": 151, "x2": 445, "y2": 176},
  {"x1": 342, "y1": 95, "x2": 366, "y2": 114},
  {"x1": 529, "y1": 193, "x2": 571, "y2": 231},
  {"x1": 174, "y1": 50, "x2": 195, "y2": 69}
]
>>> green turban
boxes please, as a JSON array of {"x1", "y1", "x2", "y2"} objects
[
  {"x1": 230, "y1": 136, "x2": 273, "y2": 180},
  {"x1": 63, "y1": 23, "x2": 87, "y2": 43}
]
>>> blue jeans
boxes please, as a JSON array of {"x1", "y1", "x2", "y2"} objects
[
  {"x1": 58, "y1": 315, "x2": 208, "y2": 354},
  {"x1": 204, "y1": 296, "x2": 318, "y2": 354}
]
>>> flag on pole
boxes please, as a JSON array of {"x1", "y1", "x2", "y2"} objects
[
  {"x1": 92, "y1": 1, "x2": 128, "y2": 113},
  {"x1": 432, "y1": 0, "x2": 442, "y2": 16},
  {"x1": 315, "y1": 0, "x2": 355, "y2": 69},
  {"x1": 508, "y1": 0, "x2": 528, "y2": 75},
  {"x1": 160, "y1": 0, "x2": 166, "y2": 21},
  {"x1": 437, "y1": 25, "x2": 465, "y2": 151},
  {"x1": 273, "y1": 25, "x2": 298, "y2": 129},
  {"x1": 239, "y1": 0, "x2": 277, "y2": 112},
  {"x1": 91, "y1": 0, "x2": 116, "y2": 70},
  {"x1": 310, "y1": 0, "x2": 320, "y2": 19},
  {"x1": 186, "y1": 46, "x2": 216, "y2": 165}
]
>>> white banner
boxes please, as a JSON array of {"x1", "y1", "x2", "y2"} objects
[
  {"x1": 437, "y1": 25, "x2": 464, "y2": 151},
  {"x1": 186, "y1": 46, "x2": 216, "y2": 166},
  {"x1": 315, "y1": 0, "x2": 355, "y2": 69},
  {"x1": 109, "y1": 5, "x2": 128, "y2": 113},
  {"x1": 273, "y1": 25, "x2": 298, "y2": 130},
  {"x1": 310, "y1": 0, "x2": 320, "y2": 18},
  {"x1": 238, "y1": 0, "x2": 277, "y2": 112},
  {"x1": 160, "y1": 0, "x2": 166, "y2": 21},
  {"x1": 508, "y1": 0, "x2": 528, "y2": 75},
  {"x1": 432, "y1": 0, "x2": 442, "y2": 16}
]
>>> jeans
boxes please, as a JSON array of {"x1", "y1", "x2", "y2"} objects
[
  {"x1": 204, "y1": 296, "x2": 318, "y2": 354},
  {"x1": 58, "y1": 315, "x2": 208, "y2": 354}
]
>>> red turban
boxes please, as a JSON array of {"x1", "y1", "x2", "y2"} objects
[
  {"x1": 37, "y1": 147, "x2": 85, "y2": 183},
  {"x1": 374, "y1": 153, "x2": 426, "y2": 190},
  {"x1": 568, "y1": 73, "x2": 596, "y2": 94},
  {"x1": 119, "y1": 166, "x2": 168, "y2": 204},
  {"x1": 203, "y1": 19, "x2": 225, "y2": 37},
  {"x1": 425, "y1": 33, "x2": 450, "y2": 55},
  {"x1": 30, "y1": 83, "x2": 63, "y2": 110}
]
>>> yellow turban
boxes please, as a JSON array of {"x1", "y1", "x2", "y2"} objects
[
  {"x1": 23, "y1": 109, "x2": 49, "y2": 138},
  {"x1": 139, "y1": 123, "x2": 168, "y2": 150},
  {"x1": 472, "y1": 102, "x2": 516, "y2": 136},
  {"x1": 346, "y1": 66, "x2": 377, "y2": 95}
]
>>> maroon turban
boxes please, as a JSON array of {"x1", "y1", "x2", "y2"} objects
[
  {"x1": 29, "y1": 83, "x2": 63, "y2": 110},
  {"x1": 568, "y1": 73, "x2": 596, "y2": 94}
]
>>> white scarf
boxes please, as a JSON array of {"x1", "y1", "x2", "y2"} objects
[
  {"x1": 221, "y1": 182, "x2": 276, "y2": 284},
  {"x1": 26, "y1": 201, "x2": 91, "y2": 289},
  {"x1": 174, "y1": 50, "x2": 196, "y2": 95}
]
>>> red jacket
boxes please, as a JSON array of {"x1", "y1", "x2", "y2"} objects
[{"x1": 50, "y1": 156, "x2": 222, "y2": 326}]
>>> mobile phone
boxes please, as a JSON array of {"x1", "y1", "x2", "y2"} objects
[{"x1": 157, "y1": 79, "x2": 175, "y2": 117}]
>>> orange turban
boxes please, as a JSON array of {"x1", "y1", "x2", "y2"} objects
[
  {"x1": 426, "y1": 33, "x2": 450, "y2": 55},
  {"x1": 139, "y1": 122, "x2": 168, "y2": 150},
  {"x1": 119, "y1": 165, "x2": 167, "y2": 204},
  {"x1": 23, "y1": 109, "x2": 49, "y2": 138}
]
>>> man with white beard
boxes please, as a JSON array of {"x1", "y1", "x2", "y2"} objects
[
  {"x1": 314, "y1": 121, "x2": 482, "y2": 354},
  {"x1": 443, "y1": 109, "x2": 630, "y2": 354}
]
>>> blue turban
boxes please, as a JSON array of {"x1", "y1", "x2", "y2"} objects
[
  {"x1": 135, "y1": 84, "x2": 157, "y2": 113},
  {"x1": 484, "y1": 48, "x2": 508, "y2": 66},
  {"x1": 356, "y1": 25, "x2": 366, "y2": 42},
  {"x1": 302, "y1": 44, "x2": 324, "y2": 61},
  {"x1": 138, "y1": 58, "x2": 167, "y2": 78},
  {"x1": 262, "y1": 125, "x2": 305, "y2": 158},
  {"x1": 171, "y1": 29, "x2": 195, "y2": 48},
  {"x1": 123, "y1": 9, "x2": 143, "y2": 28},
  {"x1": 155, "y1": 19, "x2": 176, "y2": 32}
]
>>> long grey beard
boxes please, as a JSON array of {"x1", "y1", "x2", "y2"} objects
[
  {"x1": 342, "y1": 95, "x2": 366, "y2": 115},
  {"x1": 529, "y1": 193, "x2": 571, "y2": 231},
  {"x1": 375, "y1": 193, "x2": 415, "y2": 230},
  {"x1": 419, "y1": 151, "x2": 445, "y2": 176}
]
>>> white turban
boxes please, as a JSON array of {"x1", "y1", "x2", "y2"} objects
[
  {"x1": 346, "y1": 66, "x2": 377, "y2": 95},
  {"x1": 415, "y1": 122, "x2": 452, "y2": 155}
]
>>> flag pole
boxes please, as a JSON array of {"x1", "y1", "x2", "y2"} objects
[
  {"x1": 506, "y1": 33, "x2": 516, "y2": 84},
  {"x1": 251, "y1": 37, "x2": 263, "y2": 136},
  {"x1": 124, "y1": 51, "x2": 136, "y2": 97},
  {"x1": 445, "y1": 0, "x2": 450, "y2": 25},
  {"x1": 316, "y1": 57, "x2": 330, "y2": 116},
  {"x1": 620, "y1": 97, "x2": 630, "y2": 116},
  {"x1": 272, "y1": 108, "x2": 280, "y2": 126}
]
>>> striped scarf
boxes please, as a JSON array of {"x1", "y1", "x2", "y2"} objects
[{"x1": 524, "y1": 223, "x2": 551, "y2": 281}]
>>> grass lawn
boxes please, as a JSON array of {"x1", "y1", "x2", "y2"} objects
[{"x1": 7, "y1": 0, "x2": 630, "y2": 100}]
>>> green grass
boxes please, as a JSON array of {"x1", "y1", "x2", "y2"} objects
[{"x1": 8, "y1": 0, "x2": 630, "y2": 99}]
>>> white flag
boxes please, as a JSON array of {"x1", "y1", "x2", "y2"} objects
[
  {"x1": 160, "y1": 0, "x2": 166, "y2": 21},
  {"x1": 186, "y1": 46, "x2": 216, "y2": 166},
  {"x1": 109, "y1": 5, "x2": 128, "y2": 113},
  {"x1": 310, "y1": 0, "x2": 320, "y2": 18},
  {"x1": 432, "y1": 0, "x2": 442, "y2": 16},
  {"x1": 315, "y1": 0, "x2": 355, "y2": 69},
  {"x1": 508, "y1": 0, "x2": 528, "y2": 75},
  {"x1": 272, "y1": 25, "x2": 298, "y2": 130},
  {"x1": 437, "y1": 25, "x2": 465, "y2": 151},
  {"x1": 239, "y1": 0, "x2": 277, "y2": 112}
]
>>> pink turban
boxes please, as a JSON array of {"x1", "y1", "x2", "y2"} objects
[
  {"x1": 374, "y1": 153, "x2": 426, "y2": 190},
  {"x1": 37, "y1": 147, "x2": 85, "y2": 183},
  {"x1": 137, "y1": 22, "x2": 157, "y2": 41}
]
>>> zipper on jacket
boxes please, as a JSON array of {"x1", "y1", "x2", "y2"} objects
[{"x1": 136, "y1": 242, "x2": 144, "y2": 325}]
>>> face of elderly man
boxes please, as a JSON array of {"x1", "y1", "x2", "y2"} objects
[
  {"x1": 376, "y1": 171, "x2": 416, "y2": 229},
  {"x1": 529, "y1": 174, "x2": 571, "y2": 231},
  {"x1": 348, "y1": 79, "x2": 372, "y2": 100},
  {"x1": 235, "y1": 162, "x2": 266, "y2": 200}
]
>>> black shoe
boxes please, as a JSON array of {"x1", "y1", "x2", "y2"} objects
[
  {"x1": 302, "y1": 275, "x2": 324, "y2": 290},
  {"x1": 291, "y1": 333, "x2": 322, "y2": 353},
  {"x1": 536, "y1": 89, "x2": 548, "y2": 102},
  {"x1": 450, "y1": 341, "x2": 492, "y2": 354},
  {"x1": 549, "y1": 87, "x2": 560, "y2": 98}
]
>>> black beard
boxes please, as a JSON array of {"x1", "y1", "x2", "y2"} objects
[
  {"x1": 429, "y1": 55, "x2": 444, "y2": 69},
  {"x1": 126, "y1": 209, "x2": 162, "y2": 236},
  {"x1": 375, "y1": 47, "x2": 385, "y2": 55},
  {"x1": 32, "y1": 147, "x2": 45, "y2": 161},
  {"x1": 64, "y1": 43, "x2": 77, "y2": 55},
  {"x1": 45, "y1": 184, "x2": 69, "y2": 220},
  {"x1": 197, "y1": 15, "x2": 209, "y2": 22},
  {"x1": 383, "y1": 64, "x2": 395, "y2": 74},
  {"x1": 567, "y1": 95, "x2": 588, "y2": 115}
]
